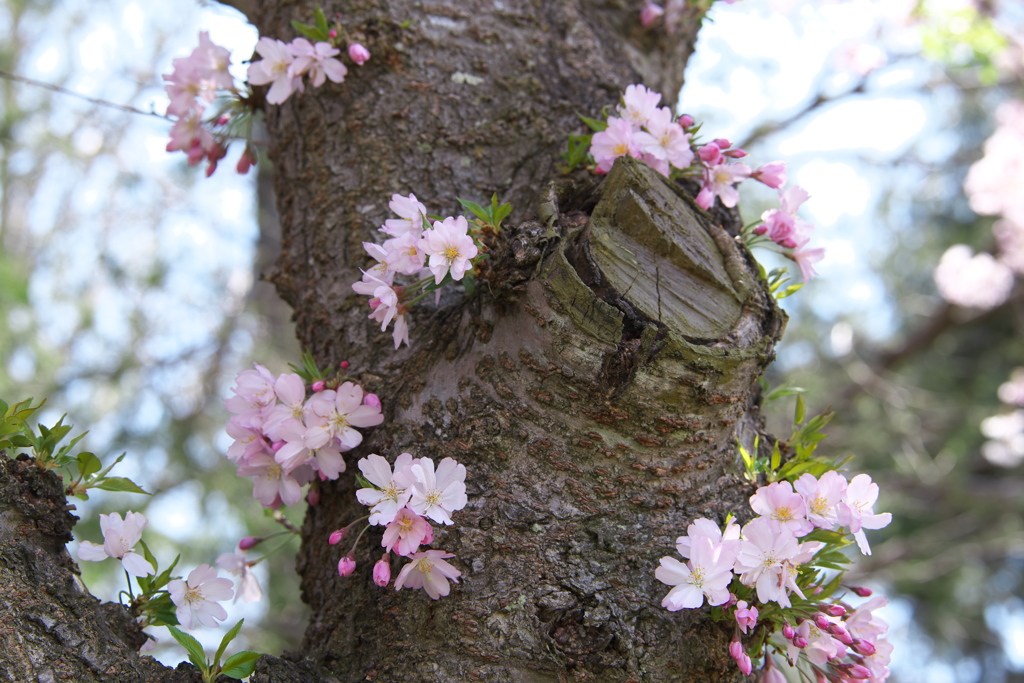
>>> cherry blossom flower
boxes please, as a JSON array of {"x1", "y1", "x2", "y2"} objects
[
  {"x1": 591, "y1": 117, "x2": 640, "y2": 174},
  {"x1": 656, "y1": 536, "x2": 734, "y2": 610},
  {"x1": 633, "y1": 106, "x2": 693, "y2": 174},
  {"x1": 304, "y1": 382, "x2": 384, "y2": 450},
  {"x1": 674, "y1": 517, "x2": 740, "y2": 567},
  {"x1": 697, "y1": 161, "x2": 751, "y2": 209},
  {"x1": 382, "y1": 193, "x2": 428, "y2": 237},
  {"x1": 752, "y1": 161, "x2": 787, "y2": 189},
  {"x1": 408, "y1": 457, "x2": 468, "y2": 525},
  {"x1": 789, "y1": 245, "x2": 825, "y2": 283},
  {"x1": 384, "y1": 231, "x2": 427, "y2": 275},
  {"x1": 838, "y1": 474, "x2": 892, "y2": 555},
  {"x1": 262, "y1": 372, "x2": 309, "y2": 441},
  {"x1": 620, "y1": 84, "x2": 662, "y2": 128},
  {"x1": 288, "y1": 38, "x2": 347, "y2": 87},
  {"x1": 168, "y1": 564, "x2": 234, "y2": 629},
  {"x1": 77, "y1": 511, "x2": 155, "y2": 577},
  {"x1": 394, "y1": 550, "x2": 461, "y2": 599},
  {"x1": 734, "y1": 600, "x2": 758, "y2": 634},
  {"x1": 735, "y1": 518, "x2": 808, "y2": 608},
  {"x1": 247, "y1": 37, "x2": 302, "y2": 105},
  {"x1": 795, "y1": 471, "x2": 847, "y2": 529},
  {"x1": 750, "y1": 481, "x2": 813, "y2": 537},
  {"x1": 237, "y1": 451, "x2": 311, "y2": 507},
  {"x1": 420, "y1": 216, "x2": 479, "y2": 285},
  {"x1": 216, "y1": 548, "x2": 263, "y2": 604},
  {"x1": 357, "y1": 453, "x2": 418, "y2": 525},
  {"x1": 382, "y1": 507, "x2": 432, "y2": 556},
  {"x1": 337, "y1": 553, "x2": 356, "y2": 576},
  {"x1": 640, "y1": 1, "x2": 665, "y2": 27}
]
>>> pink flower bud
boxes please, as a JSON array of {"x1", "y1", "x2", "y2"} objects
[
  {"x1": 640, "y1": 1, "x2": 665, "y2": 27},
  {"x1": 714, "y1": 138, "x2": 731, "y2": 149},
  {"x1": 698, "y1": 144, "x2": 723, "y2": 164},
  {"x1": 695, "y1": 186, "x2": 714, "y2": 210},
  {"x1": 312, "y1": 380, "x2": 326, "y2": 392},
  {"x1": 373, "y1": 554, "x2": 391, "y2": 586},
  {"x1": 753, "y1": 225, "x2": 768, "y2": 235},
  {"x1": 814, "y1": 614, "x2": 830, "y2": 630},
  {"x1": 348, "y1": 43, "x2": 371, "y2": 65},
  {"x1": 825, "y1": 604, "x2": 846, "y2": 617},
  {"x1": 329, "y1": 29, "x2": 338, "y2": 39},
  {"x1": 329, "y1": 528, "x2": 347, "y2": 545},
  {"x1": 782, "y1": 623, "x2": 795, "y2": 640},
  {"x1": 340, "y1": 361, "x2": 349, "y2": 369},
  {"x1": 851, "y1": 586, "x2": 873, "y2": 597},
  {"x1": 236, "y1": 151, "x2": 255, "y2": 175},
  {"x1": 854, "y1": 639, "x2": 876, "y2": 656},
  {"x1": 307, "y1": 487, "x2": 321, "y2": 506},
  {"x1": 728, "y1": 640, "x2": 743, "y2": 660},
  {"x1": 848, "y1": 664, "x2": 872, "y2": 680},
  {"x1": 271, "y1": 440, "x2": 285, "y2": 452},
  {"x1": 724, "y1": 148, "x2": 747, "y2": 158},
  {"x1": 679, "y1": 114, "x2": 694, "y2": 128},
  {"x1": 216, "y1": 114, "x2": 230, "y2": 126},
  {"x1": 762, "y1": 665, "x2": 787, "y2": 683},
  {"x1": 338, "y1": 553, "x2": 356, "y2": 576},
  {"x1": 830, "y1": 625, "x2": 854, "y2": 645},
  {"x1": 793, "y1": 636, "x2": 808, "y2": 649},
  {"x1": 363, "y1": 393, "x2": 381, "y2": 408},
  {"x1": 238, "y1": 536, "x2": 261, "y2": 550},
  {"x1": 737, "y1": 653, "x2": 752, "y2": 676}
]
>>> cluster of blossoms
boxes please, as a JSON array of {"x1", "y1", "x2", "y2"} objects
[
  {"x1": 247, "y1": 35, "x2": 368, "y2": 106},
  {"x1": 162, "y1": 32, "x2": 239, "y2": 176},
  {"x1": 163, "y1": 19, "x2": 370, "y2": 175},
  {"x1": 584, "y1": 84, "x2": 824, "y2": 281},
  {"x1": 656, "y1": 471, "x2": 893, "y2": 681},
  {"x1": 77, "y1": 511, "x2": 258, "y2": 632},
  {"x1": 331, "y1": 452, "x2": 467, "y2": 599},
  {"x1": 224, "y1": 363, "x2": 384, "y2": 507},
  {"x1": 351, "y1": 193, "x2": 485, "y2": 349}
]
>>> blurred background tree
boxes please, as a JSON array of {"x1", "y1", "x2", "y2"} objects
[{"x1": 2, "y1": 0, "x2": 1023, "y2": 679}]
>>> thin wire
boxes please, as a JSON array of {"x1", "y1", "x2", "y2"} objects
[{"x1": 0, "y1": 68, "x2": 168, "y2": 120}]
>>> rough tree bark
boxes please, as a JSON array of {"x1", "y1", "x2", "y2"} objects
[{"x1": 0, "y1": 2, "x2": 789, "y2": 682}]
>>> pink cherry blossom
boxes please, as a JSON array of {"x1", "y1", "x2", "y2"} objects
[
  {"x1": 237, "y1": 451, "x2": 310, "y2": 507},
  {"x1": 750, "y1": 480, "x2": 813, "y2": 537},
  {"x1": 394, "y1": 549, "x2": 461, "y2": 599},
  {"x1": 288, "y1": 38, "x2": 347, "y2": 87},
  {"x1": 620, "y1": 84, "x2": 662, "y2": 128},
  {"x1": 656, "y1": 536, "x2": 734, "y2": 610},
  {"x1": 795, "y1": 471, "x2": 847, "y2": 529},
  {"x1": 753, "y1": 161, "x2": 788, "y2": 189},
  {"x1": 304, "y1": 382, "x2": 384, "y2": 450},
  {"x1": 697, "y1": 161, "x2": 751, "y2": 209},
  {"x1": 356, "y1": 453, "x2": 418, "y2": 525},
  {"x1": 789, "y1": 246, "x2": 825, "y2": 283},
  {"x1": 384, "y1": 231, "x2": 427, "y2": 275},
  {"x1": 838, "y1": 474, "x2": 892, "y2": 555},
  {"x1": 933, "y1": 244, "x2": 1014, "y2": 310},
  {"x1": 77, "y1": 511, "x2": 155, "y2": 577},
  {"x1": 735, "y1": 517, "x2": 807, "y2": 608},
  {"x1": 247, "y1": 37, "x2": 302, "y2": 105},
  {"x1": 674, "y1": 517, "x2": 740, "y2": 567},
  {"x1": 216, "y1": 548, "x2": 263, "y2": 604},
  {"x1": 591, "y1": 117, "x2": 640, "y2": 174},
  {"x1": 168, "y1": 564, "x2": 233, "y2": 629},
  {"x1": 408, "y1": 456, "x2": 468, "y2": 525},
  {"x1": 382, "y1": 193, "x2": 427, "y2": 237},
  {"x1": 734, "y1": 600, "x2": 758, "y2": 634},
  {"x1": 420, "y1": 215, "x2": 479, "y2": 285},
  {"x1": 381, "y1": 507, "x2": 432, "y2": 556},
  {"x1": 633, "y1": 106, "x2": 694, "y2": 173},
  {"x1": 338, "y1": 553, "x2": 356, "y2": 576},
  {"x1": 640, "y1": 1, "x2": 665, "y2": 27}
]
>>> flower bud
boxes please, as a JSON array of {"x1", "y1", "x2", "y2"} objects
[
  {"x1": 825, "y1": 604, "x2": 847, "y2": 617},
  {"x1": 737, "y1": 653, "x2": 752, "y2": 676},
  {"x1": 814, "y1": 614, "x2": 830, "y2": 630},
  {"x1": 236, "y1": 150, "x2": 255, "y2": 175},
  {"x1": 728, "y1": 640, "x2": 743, "y2": 660},
  {"x1": 307, "y1": 487, "x2": 321, "y2": 506},
  {"x1": 328, "y1": 29, "x2": 338, "y2": 39},
  {"x1": 724, "y1": 148, "x2": 748, "y2": 158},
  {"x1": 329, "y1": 528, "x2": 347, "y2": 545},
  {"x1": 312, "y1": 380, "x2": 326, "y2": 392},
  {"x1": 848, "y1": 664, "x2": 872, "y2": 680},
  {"x1": 363, "y1": 393, "x2": 381, "y2": 408},
  {"x1": 793, "y1": 636, "x2": 808, "y2": 648},
  {"x1": 714, "y1": 138, "x2": 731, "y2": 149},
  {"x1": 640, "y1": 1, "x2": 664, "y2": 27},
  {"x1": 853, "y1": 639, "x2": 876, "y2": 656},
  {"x1": 373, "y1": 554, "x2": 391, "y2": 586},
  {"x1": 851, "y1": 586, "x2": 873, "y2": 597},
  {"x1": 338, "y1": 553, "x2": 356, "y2": 576},
  {"x1": 679, "y1": 114, "x2": 694, "y2": 128},
  {"x1": 753, "y1": 225, "x2": 768, "y2": 235},
  {"x1": 782, "y1": 623, "x2": 795, "y2": 640},
  {"x1": 340, "y1": 361, "x2": 349, "y2": 369},
  {"x1": 271, "y1": 440, "x2": 285, "y2": 452},
  {"x1": 698, "y1": 144, "x2": 723, "y2": 164},
  {"x1": 349, "y1": 43, "x2": 371, "y2": 65},
  {"x1": 238, "y1": 536, "x2": 261, "y2": 550}
]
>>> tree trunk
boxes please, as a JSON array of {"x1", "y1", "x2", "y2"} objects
[
  {"x1": 0, "y1": 2, "x2": 788, "y2": 682},
  {"x1": 253, "y1": 1, "x2": 784, "y2": 681}
]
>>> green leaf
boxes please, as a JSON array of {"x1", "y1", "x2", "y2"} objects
[
  {"x1": 770, "y1": 441, "x2": 781, "y2": 472},
  {"x1": 314, "y1": 5, "x2": 329, "y2": 34},
  {"x1": 804, "y1": 528, "x2": 849, "y2": 545},
  {"x1": 167, "y1": 626, "x2": 209, "y2": 673},
  {"x1": 776, "y1": 282, "x2": 804, "y2": 299},
  {"x1": 152, "y1": 553, "x2": 181, "y2": 591},
  {"x1": 794, "y1": 394, "x2": 806, "y2": 425},
  {"x1": 215, "y1": 619, "x2": 245, "y2": 667},
  {"x1": 577, "y1": 114, "x2": 607, "y2": 132},
  {"x1": 763, "y1": 385, "x2": 805, "y2": 403},
  {"x1": 93, "y1": 477, "x2": 149, "y2": 495},
  {"x1": 220, "y1": 651, "x2": 261, "y2": 679},
  {"x1": 462, "y1": 274, "x2": 476, "y2": 296},
  {"x1": 76, "y1": 452, "x2": 102, "y2": 479},
  {"x1": 355, "y1": 472, "x2": 375, "y2": 490},
  {"x1": 291, "y1": 19, "x2": 328, "y2": 42}
]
